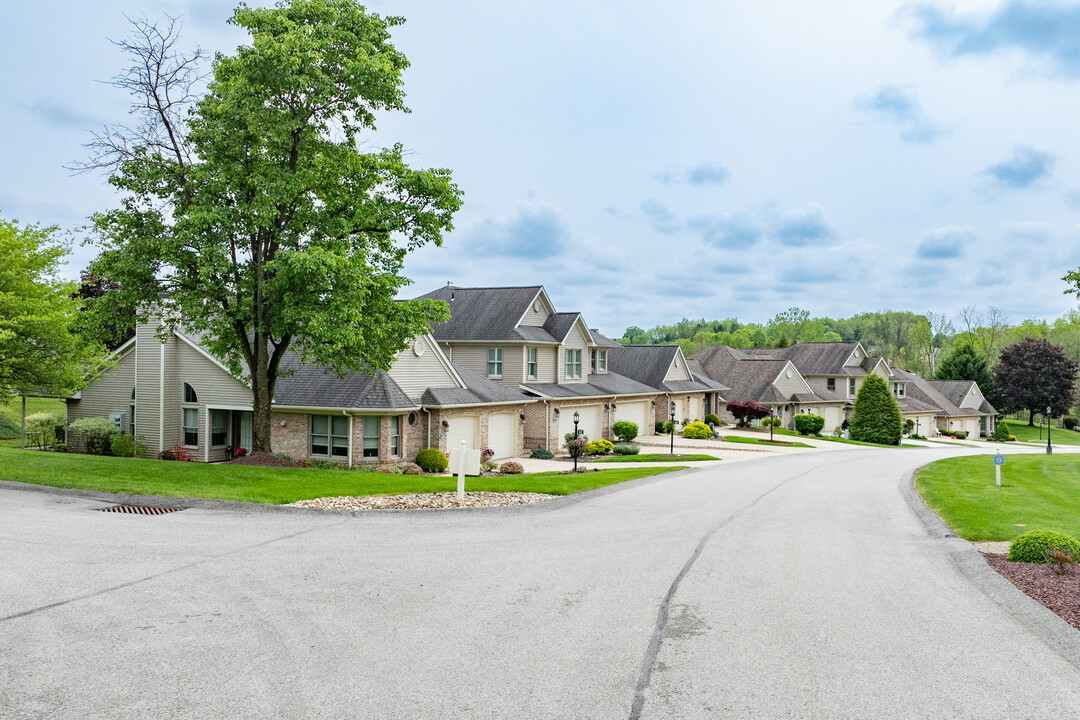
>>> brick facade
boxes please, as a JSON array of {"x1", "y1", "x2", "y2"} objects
[{"x1": 424, "y1": 404, "x2": 529, "y2": 457}]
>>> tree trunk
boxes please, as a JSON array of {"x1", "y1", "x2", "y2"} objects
[
  {"x1": 1029, "y1": 408, "x2": 1035, "y2": 426},
  {"x1": 250, "y1": 331, "x2": 274, "y2": 453}
]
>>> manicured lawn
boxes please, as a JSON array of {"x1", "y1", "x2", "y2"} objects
[
  {"x1": 721, "y1": 435, "x2": 813, "y2": 449},
  {"x1": 1004, "y1": 422, "x2": 1080, "y2": 446},
  {"x1": 915, "y1": 455, "x2": 1080, "y2": 541},
  {"x1": 770, "y1": 427, "x2": 908, "y2": 448},
  {"x1": 0, "y1": 446, "x2": 684, "y2": 504},
  {"x1": 592, "y1": 453, "x2": 719, "y2": 463}
]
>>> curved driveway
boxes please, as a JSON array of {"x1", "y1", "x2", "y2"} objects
[{"x1": 3, "y1": 446, "x2": 1080, "y2": 719}]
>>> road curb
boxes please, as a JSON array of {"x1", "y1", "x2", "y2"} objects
[{"x1": 900, "y1": 465, "x2": 1080, "y2": 667}]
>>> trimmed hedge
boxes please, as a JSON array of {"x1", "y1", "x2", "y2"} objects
[
  {"x1": 612, "y1": 443, "x2": 640, "y2": 455},
  {"x1": 586, "y1": 439, "x2": 613, "y2": 455},
  {"x1": 1007, "y1": 530, "x2": 1080, "y2": 563},
  {"x1": 849, "y1": 375, "x2": 903, "y2": 445},
  {"x1": 414, "y1": 448, "x2": 449, "y2": 473},
  {"x1": 612, "y1": 421, "x2": 639, "y2": 442},
  {"x1": 704, "y1": 413, "x2": 722, "y2": 426},
  {"x1": 793, "y1": 414, "x2": 825, "y2": 436},
  {"x1": 682, "y1": 421, "x2": 713, "y2": 439}
]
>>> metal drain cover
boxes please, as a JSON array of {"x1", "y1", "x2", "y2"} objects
[{"x1": 98, "y1": 504, "x2": 185, "y2": 515}]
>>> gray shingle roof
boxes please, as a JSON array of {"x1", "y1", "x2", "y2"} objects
[
  {"x1": 272, "y1": 353, "x2": 417, "y2": 410},
  {"x1": 689, "y1": 346, "x2": 820, "y2": 405},
  {"x1": 607, "y1": 345, "x2": 715, "y2": 394},
  {"x1": 590, "y1": 330, "x2": 623, "y2": 348},
  {"x1": 892, "y1": 369, "x2": 996, "y2": 417},
  {"x1": 543, "y1": 313, "x2": 582, "y2": 343},
  {"x1": 417, "y1": 285, "x2": 548, "y2": 342},
  {"x1": 421, "y1": 365, "x2": 531, "y2": 407},
  {"x1": 522, "y1": 370, "x2": 657, "y2": 399}
]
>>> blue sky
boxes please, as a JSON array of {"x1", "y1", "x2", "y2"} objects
[{"x1": 4, "y1": 0, "x2": 1080, "y2": 338}]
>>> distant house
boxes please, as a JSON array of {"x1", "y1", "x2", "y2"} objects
[
  {"x1": 606, "y1": 343, "x2": 726, "y2": 426},
  {"x1": 66, "y1": 316, "x2": 532, "y2": 463}
]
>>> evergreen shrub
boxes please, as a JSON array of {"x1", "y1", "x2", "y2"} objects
[
  {"x1": 415, "y1": 448, "x2": 449, "y2": 473},
  {"x1": 1007, "y1": 530, "x2": 1080, "y2": 564},
  {"x1": 794, "y1": 414, "x2": 825, "y2": 436},
  {"x1": 849, "y1": 375, "x2": 903, "y2": 445},
  {"x1": 682, "y1": 421, "x2": 713, "y2": 439},
  {"x1": 612, "y1": 421, "x2": 639, "y2": 442}
]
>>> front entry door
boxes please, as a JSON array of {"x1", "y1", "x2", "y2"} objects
[{"x1": 239, "y1": 411, "x2": 253, "y2": 452}]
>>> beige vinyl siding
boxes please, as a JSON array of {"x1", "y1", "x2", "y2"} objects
[
  {"x1": 67, "y1": 346, "x2": 137, "y2": 452},
  {"x1": 175, "y1": 338, "x2": 251, "y2": 462},
  {"x1": 558, "y1": 324, "x2": 589, "y2": 384},
  {"x1": 772, "y1": 363, "x2": 810, "y2": 397},
  {"x1": 843, "y1": 345, "x2": 867, "y2": 368},
  {"x1": 663, "y1": 354, "x2": 693, "y2": 383},
  {"x1": 534, "y1": 346, "x2": 557, "y2": 383},
  {"x1": 134, "y1": 321, "x2": 165, "y2": 454},
  {"x1": 388, "y1": 336, "x2": 459, "y2": 400},
  {"x1": 958, "y1": 384, "x2": 983, "y2": 410},
  {"x1": 518, "y1": 297, "x2": 551, "y2": 327},
  {"x1": 442, "y1": 344, "x2": 523, "y2": 388}
]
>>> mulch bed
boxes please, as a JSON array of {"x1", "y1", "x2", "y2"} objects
[
  {"x1": 983, "y1": 553, "x2": 1080, "y2": 631},
  {"x1": 223, "y1": 452, "x2": 298, "y2": 468}
]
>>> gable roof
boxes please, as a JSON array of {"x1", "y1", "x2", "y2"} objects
[
  {"x1": 891, "y1": 369, "x2": 997, "y2": 418},
  {"x1": 607, "y1": 345, "x2": 716, "y2": 394},
  {"x1": 272, "y1": 353, "x2": 417, "y2": 410},
  {"x1": 590, "y1": 330, "x2": 623, "y2": 348},
  {"x1": 689, "y1": 345, "x2": 829, "y2": 405},
  {"x1": 543, "y1": 312, "x2": 584, "y2": 343},
  {"x1": 522, "y1": 369, "x2": 658, "y2": 399},
  {"x1": 421, "y1": 365, "x2": 531, "y2": 407},
  {"x1": 417, "y1": 285, "x2": 561, "y2": 343}
]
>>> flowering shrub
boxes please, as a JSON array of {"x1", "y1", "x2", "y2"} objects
[
  {"x1": 481, "y1": 448, "x2": 495, "y2": 461},
  {"x1": 499, "y1": 461, "x2": 523, "y2": 474},
  {"x1": 232, "y1": 447, "x2": 248, "y2": 458},
  {"x1": 564, "y1": 432, "x2": 589, "y2": 459}
]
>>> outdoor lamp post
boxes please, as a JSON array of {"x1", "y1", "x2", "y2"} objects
[
  {"x1": 1047, "y1": 405, "x2": 1053, "y2": 455},
  {"x1": 916, "y1": 417, "x2": 920, "y2": 438},
  {"x1": 670, "y1": 401, "x2": 676, "y2": 455},
  {"x1": 573, "y1": 410, "x2": 580, "y2": 472}
]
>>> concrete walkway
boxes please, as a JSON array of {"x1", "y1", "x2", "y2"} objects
[{"x1": 3, "y1": 445, "x2": 1079, "y2": 718}]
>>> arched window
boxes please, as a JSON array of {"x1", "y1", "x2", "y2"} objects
[{"x1": 183, "y1": 383, "x2": 198, "y2": 403}]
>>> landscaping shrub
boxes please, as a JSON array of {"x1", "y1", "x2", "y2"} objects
[
  {"x1": 481, "y1": 460, "x2": 498, "y2": 472},
  {"x1": 401, "y1": 462, "x2": 423, "y2": 475},
  {"x1": 499, "y1": 461, "x2": 523, "y2": 474},
  {"x1": 612, "y1": 421, "x2": 639, "y2": 442},
  {"x1": 994, "y1": 421, "x2": 1012, "y2": 441},
  {"x1": 1065, "y1": 416, "x2": 1079, "y2": 431},
  {"x1": 530, "y1": 447, "x2": 554, "y2": 460},
  {"x1": 655, "y1": 422, "x2": 666, "y2": 433},
  {"x1": 727, "y1": 399, "x2": 770, "y2": 428},
  {"x1": 0, "y1": 416, "x2": 19, "y2": 440},
  {"x1": 565, "y1": 432, "x2": 589, "y2": 459},
  {"x1": 762, "y1": 417, "x2": 781, "y2": 428},
  {"x1": 905, "y1": 419, "x2": 915, "y2": 433},
  {"x1": 415, "y1": 448, "x2": 449, "y2": 473},
  {"x1": 954, "y1": 431, "x2": 968, "y2": 440},
  {"x1": 656, "y1": 420, "x2": 674, "y2": 434},
  {"x1": 481, "y1": 448, "x2": 495, "y2": 462},
  {"x1": 109, "y1": 433, "x2": 148, "y2": 458},
  {"x1": 612, "y1": 443, "x2": 640, "y2": 455},
  {"x1": 793, "y1": 414, "x2": 825, "y2": 436},
  {"x1": 704, "y1": 413, "x2": 722, "y2": 427},
  {"x1": 1007, "y1": 530, "x2": 1080, "y2": 564},
  {"x1": 681, "y1": 421, "x2": 713, "y2": 439},
  {"x1": 849, "y1": 375, "x2": 903, "y2": 445},
  {"x1": 25, "y1": 412, "x2": 65, "y2": 447},
  {"x1": 586, "y1": 439, "x2": 613, "y2": 455},
  {"x1": 831, "y1": 425, "x2": 844, "y2": 438},
  {"x1": 69, "y1": 417, "x2": 120, "y2": 455},
  {"x1": 373, "y1": 466, "x2": 396, "y2": 474}
]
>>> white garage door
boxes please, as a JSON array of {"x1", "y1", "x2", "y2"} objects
[
  {"x1": 446, "y1": 416, "x2": 480, "y2": 452},
  {"x1": 560, "y1": 405, "x2": 601, "y2": 443},
  {"x1": 614, "y1": 401, "x2": 649, "y2": 436},
  {"x1": 671, "y1": 398, "x2": 685, "y2": 426},
  {"x1": 488, "y1": 413, "x2": 517, "y2": 460}
]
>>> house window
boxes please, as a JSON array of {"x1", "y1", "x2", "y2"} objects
[
  {"x1": 311, "y1": 415, "x2": 349, "y2": 457},
  {"x1": 827, "y1": 378, "x2": 836, "y2": 392},
  {"x1": 211, "y1": 410, "x2": 229, "y2": 446},
  {"x1": 487, "y1": 348, "x2": 503, "y2": 378},
  {"x1": 598, "y1": 350, "x2": 606, "y2": 372},
  {"x1": 390, "y1": 416, "x2": 401, "y2": 457},
  {"x1": 183, "y1": 383, "x2": 198, "y2": 403},
  {"x1": 363, "y1": 416, "x2": 380, "y2": 458},
  {"x1": 591, "y1": 350, "x2": 597, "y2": 373},
  {"x1": 894, "y1": 382, "x2": 906, "y2": 398},
  {"x1": 848, "y1": 378, "x2": 856, "y2": 397},
  {"x1": 527, "y1": 347, "x2": 537, "y2": 380},
  {"x1": 565, "y1": 349, "x2": 582, "y2": 379},
  {"x1": 183, "y1": 408, "x2": 199, "y2": 447}
]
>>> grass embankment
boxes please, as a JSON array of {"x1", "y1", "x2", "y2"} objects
[
  {"x1": 593, "y1": 453, "x2": 719, "y2": 463},
  {"x1": 916, "y1": 455, "x2": 1080, "y2": 541},
  {"x1": 768, "y1": 427, "x2": 909, "y2": 448},
  {"x1": 0, "y1": 446, "x2": 684, "y2": 504},
  {"x1": 1005, "y1": 422, "x2": 1080, "y2": 446},
  {"x1": 721, "y1": 435, "x2": 813, "y2": 449},
  {"x1": 0, "y1": 397, "x2": 66, "y2": 449}
]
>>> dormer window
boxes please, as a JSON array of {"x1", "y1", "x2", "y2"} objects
[
  {"x1": 527, "y1": 347, "x2": 537, "y2": 380},
  {"x1": 893, "y1": 382, "x2": 906, "y2": 399},
  {"x1": 598, "y1": 350, "x2": 606, "y2": 373},
  {"x1": 565, "y1": 349, "x2": 582, "y2": 379}
]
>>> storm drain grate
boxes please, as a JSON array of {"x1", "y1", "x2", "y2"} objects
[{"x1": 98, "y1": 504, "x2": 186, "y2": 516}]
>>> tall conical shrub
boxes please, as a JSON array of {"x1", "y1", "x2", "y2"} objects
[{"x1": 849, "y1": 374, "x2": 903, "y2": 445}]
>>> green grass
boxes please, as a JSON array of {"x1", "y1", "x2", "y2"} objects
[
  {"x1": 916, "y1": 455, "x2": 1080, "y2": 541},
  {"x1": 0, "y1": 446, "x2": 684, "y2": 504},
  {"x1": 0, "y1": 397, "x2": 66, "y2": 448},
  {"x1": 592, "y1": 453, "x2": 719, "y2": 463},
  {"x1": 1003, "y1": 422, "x2": 1080, "y2": 446},
  {"x1": 721, "y1": 435, "x2": 813, "y2": 449},
  {"x1": 769, "y1": 427, "x2": 908, "y2": 448}
]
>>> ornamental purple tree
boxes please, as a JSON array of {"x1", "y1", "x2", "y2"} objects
[
  {"x1": 726, "y1": 399, "x2": 771, "y2": 427},
  {"x1": 993, "y1": 337, "x2": 1078, "y2": 425}
]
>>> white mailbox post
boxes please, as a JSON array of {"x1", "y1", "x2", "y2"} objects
[{"x1": 450, "y1": 440, "x2": 481, "y2": 501}]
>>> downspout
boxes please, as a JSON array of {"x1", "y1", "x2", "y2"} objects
[
  {"x1": 159, "y1": 339, "x2": 165, "y2": 455},
  {"x1": 543, "y1": 399, "x2": 550, "y2": 451},
  {"x1": 346, "y1": 411, "x2": 353, "y2": 468},
  {"x1": 423, "y1": 408, "x2": 432, "y2": 450}
]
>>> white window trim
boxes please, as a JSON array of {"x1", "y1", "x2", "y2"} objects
[
  {"x1": 487, "y1": 347, "x2": 503, "y2": 379},
  {"x1": 310, "y1": 414, "x2": 350, "y2": 459},
  {"x1": 210, "y1": 409, "x2": 230, "y2": 448},
  {"x1": 390, "y1": 416, "x2": 401, "y2": 459},
  {"x1": 181, "y1": 406, "x2": 199, "y2": 448},
  {"x1": 526, "y1": 347, "x2": 537, "y2": 381},
  {"x1": 598, "y1": 350, "x2": 606, "y2": 373},
  {"x1": 362, "y1": 416, "x2": 380, "y2": 459},
  {"x1": 565, "y1": 349, "x2": 582, "y2": 379}
]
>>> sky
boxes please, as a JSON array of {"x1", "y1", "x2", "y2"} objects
[{"x1": 4, "y1": 0, "x2": 1080, "y2": 339}]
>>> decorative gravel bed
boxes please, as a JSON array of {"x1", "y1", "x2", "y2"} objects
[
  {"x1": 289, "y1": 491, "x2": 557, "y2": 511},
  {"x1": 983, "y1": 553, "x2": 1080, "y2": 631}
]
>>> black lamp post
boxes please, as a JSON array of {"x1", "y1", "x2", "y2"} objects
[
  {"x1": 669, "y1": 401, "x2": 676, "y2": 455},
  {"x1": 768, "y1": 408, "x2": 775, "y2": 442},
  {"x1": 1047, "y1": 405, "x2": 1053, "y2": 455},
  {"x1": 916, "y1": 417, "x2": 920, "y2": 438},
  {"x1": 573, "y1": 410, "x2": 580, "y2": 471}
]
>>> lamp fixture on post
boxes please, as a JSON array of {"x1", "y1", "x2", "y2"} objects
[
  {"x1": 669, "y1": 401, "x2": 676, "y2": 456},
  {"x1": 572, "y1": 410, "x2": 581, "y2": 472},
  {"x1": 1047, "y1": 405, "x2": 1053, "y2": 455}
]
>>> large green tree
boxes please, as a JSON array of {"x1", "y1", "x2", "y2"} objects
[
  {"x1": 849, "y1": 374, "x2": 903, "y2": 445},
  {"x1": 935, "y1": 343, "x2": 992, "y2": 395},
  {"x1": 84, "y1": 2, "x2": 462, "y2": 452},
  {"x1": 0, "y1": 218, "x2": 104, "y2": 402}
]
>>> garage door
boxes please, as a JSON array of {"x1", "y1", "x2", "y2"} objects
[
  {"x1": 446, "y1": 416, "x2": 480, "y2": 452},
  {"x1": 560, "y1": 405, "x2": 601, "y2": 443},
  {"x1": 487, "y1": 413, "x2": 517, "y2": 460},
  {"x1": 671, "y1": 398, "x2": 685, "y2": 426},
  {"x1": 614, "y1": 401, "x2": 649, "y2": 436}
]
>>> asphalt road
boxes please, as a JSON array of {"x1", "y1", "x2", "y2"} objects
[{"x1": 3, "y1": 446, "x2": 1080, "y2": 719}]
